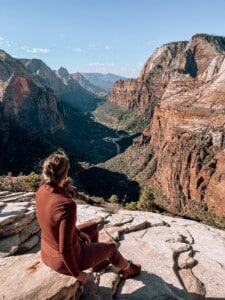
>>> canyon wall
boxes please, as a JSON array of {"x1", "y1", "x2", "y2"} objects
[
  {"x1": 0, "y1": 50, "x2": 119, "y2": 173},
  {"x1": 0, "y1": 50, "x2": 65, "y2": 137},
  {"x1": 105, "y1": 34, "x2": 225, "y2": 220},
  {"x1": 0, "y1": 50, "x2": 66, "y2": 173}
]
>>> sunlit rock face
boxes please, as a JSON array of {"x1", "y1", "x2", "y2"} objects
[
  {"x1": 0, "y1": 50, "x2": 66, "y2": 173},
  {"x1": 107, "y1": 34, "x2": 225, "y2": 218},
  {"x1": 0, "y1": 50, "x2": 65, "y2": 139}
]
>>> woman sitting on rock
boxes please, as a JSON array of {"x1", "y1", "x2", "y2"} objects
[{"x1": 36, "y1": 149, "x2": 141, "y2": 285}]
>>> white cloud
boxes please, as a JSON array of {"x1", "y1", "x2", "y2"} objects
[
  {"x1": 89, "y1": 62, "x2": 114, "y2": 68},
  {"x1": 104, "y1": 45, "x2": 112, "y2": 50},
  {"x1": 20, "y1": 45, "x2": 29, "y2": 50},
  {"x1": 26, "y1": 47, "x2": 50, "y2": 54},
  {"x1": 0, "y1": 39, "x2": 12, "y2": 48},
  {"x1": 73, "y1": 47, "x2": 82, "y2": 52}
]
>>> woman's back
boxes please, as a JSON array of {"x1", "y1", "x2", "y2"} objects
[{"x1": 36, "y1": 184, "x2": 76, "y2": 250}]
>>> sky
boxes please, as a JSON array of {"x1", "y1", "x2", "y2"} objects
[{"x1": 0, "y1": 0, "x2": 225, "y2": 78}]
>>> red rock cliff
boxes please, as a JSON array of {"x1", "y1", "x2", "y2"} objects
[
  {"x1": 105, "y1": 34, "x2": 225, "y2": 220},
  {"x1": 143, "y1": 34, "x2": 225, "y2": 217},
  {"x1": 108, "y1": 40, "x2": 189, "y2": 115},
  {"x1": 0, "y1": 50, "x2": 65, "y2": 141}
]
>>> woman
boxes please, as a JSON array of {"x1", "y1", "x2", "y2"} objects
[{"x1": 36, "y1": 149, "x2": 141, "y2": 285}]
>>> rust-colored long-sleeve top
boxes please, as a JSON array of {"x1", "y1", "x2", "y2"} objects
[{"x1": 36, "y1": 184, "x2": 81, "y2": 277}]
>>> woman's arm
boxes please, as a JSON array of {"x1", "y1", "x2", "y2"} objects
[{"x1": 58, "y1": 201, "x2": 81, "y2": 278}]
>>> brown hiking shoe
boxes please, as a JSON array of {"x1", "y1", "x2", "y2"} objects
[
  {"x1": 92, "y1": 259, "x2": 110, "y2": 272},
  {"x1": 120, "y1": 261, "x2": 141, "y2": 279}
]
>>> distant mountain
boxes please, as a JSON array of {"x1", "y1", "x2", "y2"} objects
[
  {"x1": 81, "y1": 73, "x2": 126, "y2": 92},
  {"x1": 0, "y1": 51, "x2": 65, "y2": 173},
  {"x1": 19, "y1": 58, "x2": 66, "y2": 95},
  {"x1": 20, "y1": 60, "x2": 100, "y2": 113},
  {"x1": 71, "y1": 72, "x2": 107, "y2": 97},
  {"x1": 0, "y1": 51, "x2": 122, "y2": 174},
  {"x1": 56, "y1": 66, "x2": 70, "y2": 80}
]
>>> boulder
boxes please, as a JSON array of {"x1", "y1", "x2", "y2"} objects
[
  {"x1": 79, "y1": 208, "x2": 225, "y2": 299},
  {"x1": 0, "y1": 192, "x2": 225, "y2": 299},
  {"x1": 0, "y1": 252, "x2": 82, "y2": 300},
  {"x1": 0, "y1": 192, "x2": 40, "y2": 257}
]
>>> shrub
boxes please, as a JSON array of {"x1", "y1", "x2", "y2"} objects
[
  {"x1": 108, "y1": 194, "x2": 119, "y2": 204},
  {"x1": 23, "y1": 172, "x2": 41, "y2": 191},
  {"x1": 136, "y1": 187, "x2": 155, "y2": 211},
  {"x1": 0, "y1": 172, "x2": 41, "y2": 192},
  {"x1": 125, "y1": 201, "x2": 137, "y2": 210},
  {"x1": 89, "y1": 196, "x2": 105, "y2": 205}
]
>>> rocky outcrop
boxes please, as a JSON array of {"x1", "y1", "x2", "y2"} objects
[
  {"x1": 20, "y1": 59, "x2": 100, "y2": 116},
  {"x1": 108, "y1": 40, "x2": 189, "y2": 115},
  {"x1": 20, "y1": 59, "x2": 103, "y2": 100},
  {"x1": 20, "y1": 58, "x2": 66, "y2": 95},
  {"x1": 2, "y1": 74, "x2": 65, "y2": 134},
  {"x1": 0, "y1": 51, "x2": 67, "y2": 173},
  {"x1": 108, "y1": 79, "x2": 149, "y2": 113},
  {"x1": 109, "y1": 34, "x2": 225, "y2": 115},
  {"x1": 57, "y1": 66, "x2": 70, "y2": 80},
  {"x1": 0, "y1": 191, "x2": 39, "y2": 257},
  {"x1": 1, "y1": 51, "x2": 106, "y2": 173},
  {"x1": 0, "y1": 53, "x2": 65, "y2": 134},
  {"x1": 0, "y1": 50, "x2": 27, "y2": 81},
  {"x1": 0, "y1": 252, "x2": 82, "y2": 300},
  {"x1": 105, "y1": 34, "x2": 225, "y2": 220},
  {"x1": 1, "y1": 191, "x2": 225, "y2": 299}
]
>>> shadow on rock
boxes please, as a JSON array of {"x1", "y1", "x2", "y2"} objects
[
  {"x1": 115, "y1": 270, "x2": 208, "y2": 300},
  {"x1": 77, "y1": 167, "x2": 140, "y2": 202}
]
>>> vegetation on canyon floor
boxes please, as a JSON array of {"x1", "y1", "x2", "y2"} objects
[{"x1": 92, "y1": 100, "x2": 150, "y2": 134}]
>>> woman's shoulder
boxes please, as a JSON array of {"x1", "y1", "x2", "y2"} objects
[{"x1": 36, "y1": 184, "x2": 75, "y2": 205}]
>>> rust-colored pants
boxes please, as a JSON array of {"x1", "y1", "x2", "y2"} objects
[{"x1": 77, "y1": 222, "x2": 128, "y2": 270}]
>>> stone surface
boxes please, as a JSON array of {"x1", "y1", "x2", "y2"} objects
[
  {"x1": 0, "y1": 252, "x2": 81, "y2": 300},
  {"x1": 80, "y1": 206, "x2": 225, "y2": 299},
  {"x1": 0, "y1": 192, "x2": 40, "y2": 257},
  {"x1": 1, "y1": 192, "x2": 225, "y2": 299}
]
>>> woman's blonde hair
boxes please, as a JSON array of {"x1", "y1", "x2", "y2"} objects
[{"x1": 42, "y1": 149, "x2": 70, "y2": 185}]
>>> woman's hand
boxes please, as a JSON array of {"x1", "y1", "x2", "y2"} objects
[
  {"x1": 79, "y1": 231, "x2": 91, "y2": 244},
  {"x1": 77, "y1": 271, "x2": 89, "y2": 285}
]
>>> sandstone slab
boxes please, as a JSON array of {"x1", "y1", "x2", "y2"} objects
[
  {"x1": 0, "y1": 252, "x2": 81, "y2": 300},
  {"x1": 0, "y1": 193, "x2": 224, "y2": 299}
]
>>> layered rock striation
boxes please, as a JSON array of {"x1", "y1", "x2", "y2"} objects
[
  {"x1": 0, "y1": 191, "x2": 39, "y2": 257},
  {"x1": 0, "y1": 51, "x2": 65, "y2": 135},
  {"x1": 106, "y1": 34, "x2": 225, "y2": 220},
  {"x1": 0, "y1": 50, "x2": 66, "y2": 173},
  {"x1": 0, "y1": 191, "x2": 225, "y2": 299},
  {"x1": 21, "y1": 59, "x2": 101, "y2": 111}
]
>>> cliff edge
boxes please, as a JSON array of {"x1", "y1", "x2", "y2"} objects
[{"x1": 0, "y1": 191, "x2": 225, "y2": 299}]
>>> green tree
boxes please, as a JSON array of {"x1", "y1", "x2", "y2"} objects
[{"x1": 137, "y1": 187, "x2": 155, "y2": 212}]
